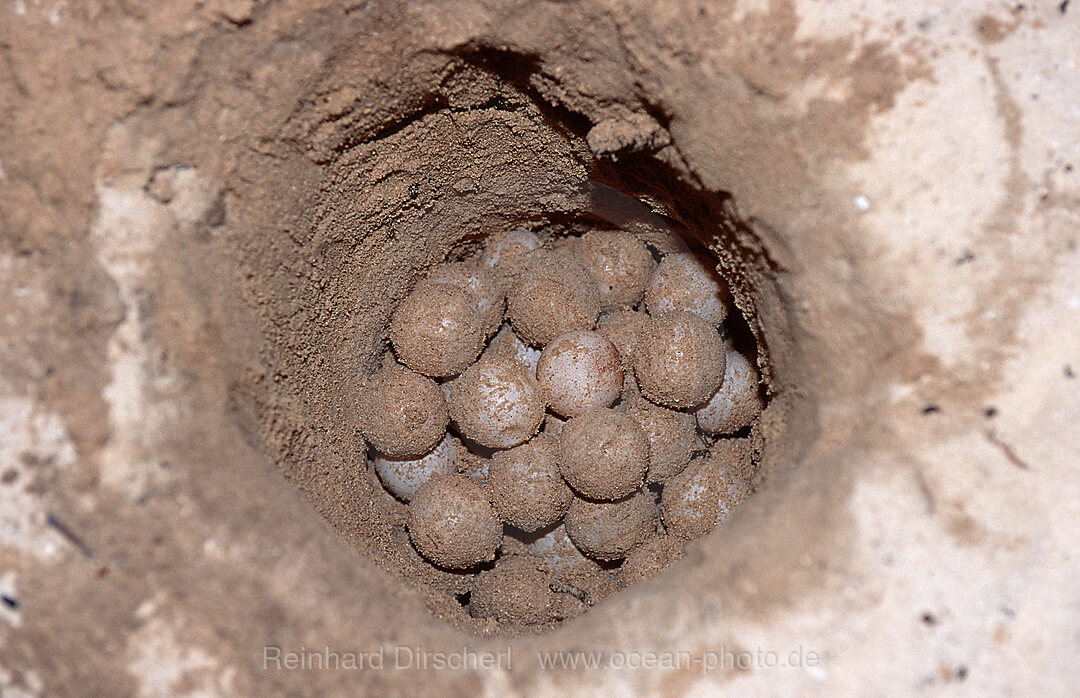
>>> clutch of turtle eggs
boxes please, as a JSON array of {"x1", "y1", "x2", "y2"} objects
[{"x1": 358, "y1": 227, "x2": 764, "y2": 624}]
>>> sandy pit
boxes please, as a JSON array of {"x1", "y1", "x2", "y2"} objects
[{"x1": 1, "y1": 0, "x2": 1078, "y2": 695}]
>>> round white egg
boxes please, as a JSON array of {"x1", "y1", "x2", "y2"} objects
[{"x1": 374, "y1": 431, "x2": 457, "y2": 501}]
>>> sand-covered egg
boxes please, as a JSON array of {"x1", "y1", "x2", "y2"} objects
[
  {"x1": 536, "y1": 330, "x2": 623, "y2": 418},
  {"x1": 660, "y1": 439, "x2": 753, "y2": 540},
  {"x1": 447, "y1": 356, "x2": 546, "y2": 449},
  {"x1": 622, "y1": 397, "x2": 699, "y2": 483},
  {"x1": 457, "y1": 446, "x2": 491, "y2": 483},
  {"x1": 695, "y1": 348, "x2": 764, "y2": 435},
  {"x1": 526, "y1": 523, "x2": 622, "y2": 609},
  {"x1": 374, "y1": 431, "x2": 458, "y2": 501},
  {"x1": 470, "y1": 553, "x2": 557, "y2": 625},
  {"x1": 634, "y1": 311, "x2": 725, "y2": 409},
  {"x1": 565, "y1": 490, "x2": 657, "y2": 561},
  {"x1": 507, "y1": 249, "x2": 601, "y2": 346},
  {"x1": 645, "y1": 252, "x2": 731, "y2": 328},
  {"x1": 426, "y1": 261, "x2": 505, "y2": 338},
  {"x1": 390, "y1": 278, "x2": 485, "y2": 377},
  {"x1": 575, "y1": 229, "x2": 654, "y2": 310},
  {"x1": 489, "y1": 434, "x2": 573, "y2": 531},
  {"x1": 559, "y1": 407, "x2": 649, "y2": 501},
  {"x1": 481, "y1": 228, "x2": 543, "y2": 289},
  {"x1": 482, "y1": 323, "x2": 540, "y2": 378},
  {"x1": 595, "y1": 309, "x2": 646, "y2": 369},
  {"x1": 391, "y1": 526, "x2": 476, "y2": 597},
  {"x1": 620, "y1": 533, "x2": 686, "y2": 586},
  {"x1": 357, "y1": 362, "x2": 449, "y2": 458},
  {"x1": 407, "y1": 473, "x2": 502, "y2": 569},
  {"x1": 526, "y1": 524, "x2": 598, "y2": 575}
]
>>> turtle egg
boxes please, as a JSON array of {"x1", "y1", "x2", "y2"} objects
[
  {"x1": 470, "y1": 553, "x2": 557, "y2": 626},
  {"x1": 596, "y1": 309, "x2": 647, "y2": 369},
  {"x1": 482, "y1": 323, "x2": 540, "y2": 378},
  {"x1": 374, "y1": 431, "x2": 458, "y2": 501},
  {"x1": 357, "y1": 362, "x2": 448, "y2": 458},
  {"x1": 575, "y1": 229, "x2": 654, "y2": 311},
  {"x1": 620, "y1": 533, "x2": 686, "y2": 586},
  {"x1": 622, "y1": 397, "x2": 699, "y2": 483},
  {"x1": 645, "y1": 252, "x2": 731, "y2": 328},
  {"x1": 407, "y1": 473, "x2": 502, "y2": 569},
  {"x1": 489, "y1": 434, "x2": 572, "y2": 532},
  {"x1": 390, "y1": 278, "x2": 485, "y2": 377},
  {"x1": 526, "y1": 523, "x2": 622, "y2": 609},
  {"x1": 447, "y1": 357, "x2": 546, "y2": 449},
  {"x1": 634, "y1": 311, "x2": 726, "y2": 409},
  {"x1": 481, "y1": 228, "x2": 543, "y2": 290},
  {"x1": 559, "y1": 407, "x2": 649, "y2": 501},
  {"x1": 695, "y1": 348, "x2": 764, "y2": 434},
  {"x1": 565, "y1": 489, "x2": 658, "y2": 561},
  {"x1": 660, "y1": 439, "x2": 753, "y2": 540},
  {"x1": 543, "y1": 412, "x2": 567, "y2": 437},
  {"x1": 426, "y1": 261, "x2": 505, "y2": 338},
  {"x1": 536, "y1": 330, "x2": 623, "y2": 418},
  {"x1": 506, "y1": 249, "x2": 601, "y2": 347},
  {"x1": 527, "y1": 523, "x2": 600, "y2": 576}
]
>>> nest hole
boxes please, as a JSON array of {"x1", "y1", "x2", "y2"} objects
[{"x1": 233, "y1": 48, "x2": 803, "y2": 635}]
